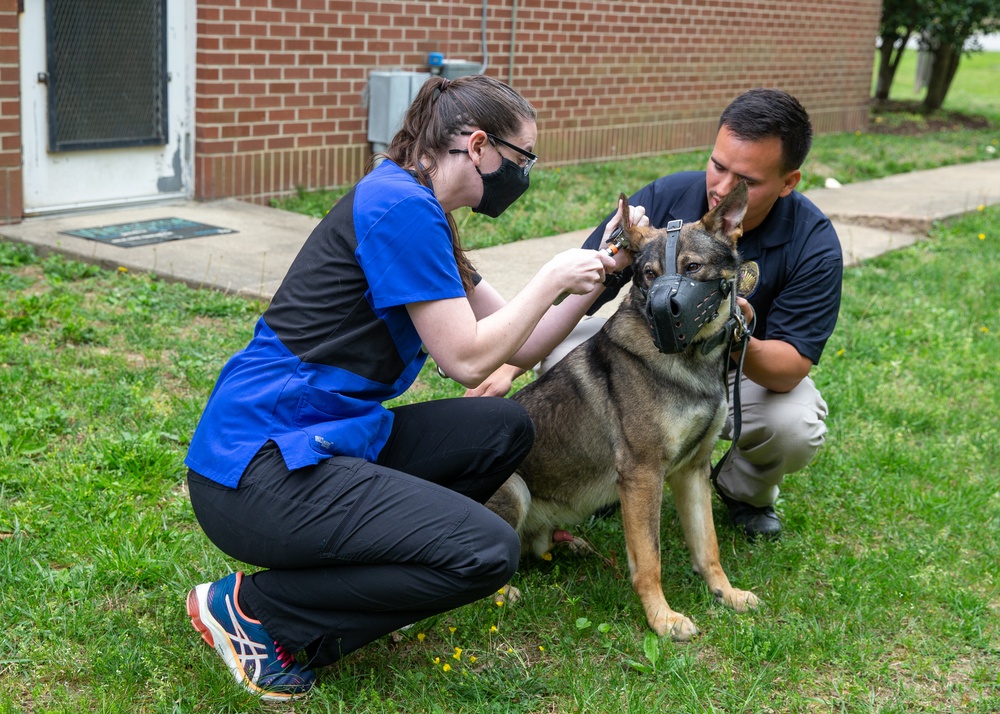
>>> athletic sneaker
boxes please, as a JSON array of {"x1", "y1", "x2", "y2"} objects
[{"x1": 186, "y1": 571, "x2": 316, "y2": 700}]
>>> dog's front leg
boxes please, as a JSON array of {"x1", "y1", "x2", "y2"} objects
[
  {"x1": 618, "y1": 468, "x2": 699, "y2": 641},
  {"x1": 669, "y1": 465, "x2": 760, "y2": 613}
]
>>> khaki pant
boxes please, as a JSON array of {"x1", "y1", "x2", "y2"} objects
[{"x1": 539, "y1": 317, "x2": 828, "y2": 508}]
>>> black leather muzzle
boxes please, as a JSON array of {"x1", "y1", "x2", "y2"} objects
[{"x1": 644, "y1": 220, "x2": 732, "y2": 354}]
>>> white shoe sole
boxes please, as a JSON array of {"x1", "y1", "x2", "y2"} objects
[{"x1": 186, "y1": 582, "x2": 302, "y2": 701}]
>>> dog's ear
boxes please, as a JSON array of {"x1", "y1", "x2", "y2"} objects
[
  {"x1": 619, "y1": 192, "x2": 631, "y2": 229},
  {"x1": 618, "y1": 191, "x2": 654, "y2": 252},
  {"x1": 702, "y1": 180, "x2": 748, "y2": 245}
]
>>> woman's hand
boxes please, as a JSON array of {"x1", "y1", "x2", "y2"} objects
[{"x1": 545, "y1": 248, "x2": 617, "y2": 297}]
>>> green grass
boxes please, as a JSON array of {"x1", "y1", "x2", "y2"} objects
[
  {"x1": 1, "y1": 205, "x2": 999, "y2": 711},
  {"x1": 273, "y1": 52, "x2": 1000, "y2": 250}
]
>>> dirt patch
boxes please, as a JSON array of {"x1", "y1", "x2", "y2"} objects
[
  {"x1": 869, "y1": 100, "x2": 995, "y2": 135},
  {"x1": 824, "y1": 214, "x2": 935, "y2": 235}
]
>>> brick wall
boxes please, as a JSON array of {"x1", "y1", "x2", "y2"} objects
[
  {"x1": 195, "y1": 0, "x2": 881, "y2": 204},
  {"x1": 0, "y1": 0, "x2": 21, "y2": 224}
]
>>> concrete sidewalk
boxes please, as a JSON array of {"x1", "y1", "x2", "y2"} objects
[{"x1": 1, "y1": 160, "x2": 997, "y2": 313}]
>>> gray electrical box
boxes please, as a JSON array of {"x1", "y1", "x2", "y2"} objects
[
  {"x1": 367, "y1": 71, "x2": 430, "y2": 152},
  {"x1": 440, "y1": 60, "x2": 481, "y2": 80}
]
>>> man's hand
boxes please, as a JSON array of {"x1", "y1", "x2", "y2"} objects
[
  {"x1": 736, "y1": 297, "x2": 755, "y2": 332},
  {"x1": 599, "y1": 199, "x2": 648, "y2": 272}
]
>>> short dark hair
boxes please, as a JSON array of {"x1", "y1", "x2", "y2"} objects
[{"x1": 718, "y1": 88, "x2": 813, "y2": 173}]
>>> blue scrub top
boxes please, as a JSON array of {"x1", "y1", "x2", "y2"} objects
[{"x1": 185, "y1": 161, "x2": 466, "y2": 487}]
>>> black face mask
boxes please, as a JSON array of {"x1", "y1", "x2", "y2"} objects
[{"x1": 472, "y1": 158, "x2": 530, "y2": 218}]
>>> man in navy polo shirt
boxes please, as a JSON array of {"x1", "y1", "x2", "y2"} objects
[
  {"x1": 571, "y1": 88, "x2": 841, "y2": 539},
  {"x1": 479, "y1": 88, "x2": 842, "y2": 540}
]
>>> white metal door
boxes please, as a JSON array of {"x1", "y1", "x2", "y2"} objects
[{"x1": 19, "y1": 0, "x2": 194, "y2": 215}]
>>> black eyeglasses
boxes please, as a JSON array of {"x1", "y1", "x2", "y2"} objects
[{"x1": 456, "y1": 130, "x2": 538, "y2": 176}]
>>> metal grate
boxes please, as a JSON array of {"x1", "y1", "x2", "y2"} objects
[{"x1": 45, "y1": 0, "x2": 168, "y2": 152}]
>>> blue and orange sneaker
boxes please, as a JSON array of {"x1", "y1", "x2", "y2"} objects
[{"x1": 186, "y1": 571, "x2": 315, "y2": 701}]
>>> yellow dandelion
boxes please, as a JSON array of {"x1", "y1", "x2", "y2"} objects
[
  {"x1": 448, "y1": 626, "x2": 457, "y2": 634},
  {"x1": 542, "y1": 552, "x2": 553, "y2": 561},
  {"x1": 490, "y1": 625, "x2": 498, "y2": 634},
  {"x1": 539, "y1": 645, "x2": 545, "y2": 652},
  {"x1": 507, "y1": 647, "x2": 514, "y2": 653},
  {"x1": 977, "y1": 205, "x2": 985, "y2": 211},
  {"x1": 469, "y1": 656, "x2": 477, "y2": 663},
  {"x1": 117, "y1": 266, "x2": 128, "y2": 273},
  {"x1": 837, "y1": 348, "x2": 845, "y2": 356},
  {"x1": 979, "y1": 233, "x2": 986, "y2": 240},
  {"x1": 495, "y1": 600, "x2": 504, "y2": 607},
  {"x1": 442, "y1": 663, "x2": 452, "y2": 672},
  {"x1": 980, "y1": 326, "x2": 989, "y2": 333},
  {"x1": 453, "y1": 647, "x2": 463, "y2": 660},
  {"x1": 417, "y1": 632, "x2": 426, "y2": 642},
  {"x1": 433, "y1": 656, "x2": 440, "y2": 664}
]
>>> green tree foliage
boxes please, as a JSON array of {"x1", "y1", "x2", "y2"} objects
[
  {"x1": 919, "y1": 0, "x2": 1000, "y2": 111},
  {"x1": 874, "y1": 0, "x2": 999, "y2": 111}
]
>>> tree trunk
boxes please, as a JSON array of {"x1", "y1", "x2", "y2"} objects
[
  {"x1": 874, "y1": 32, "x2": 910, "y2": 101},
  {"x1": 922, "y1": 43, "x2": 961, "y2": 112}
]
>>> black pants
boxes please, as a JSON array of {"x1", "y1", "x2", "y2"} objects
[{"x1": 187, "y1": 397, "x2": 533, "y2": 667}]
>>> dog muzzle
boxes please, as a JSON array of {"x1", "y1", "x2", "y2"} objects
[{"x1": 644, "y1": 220, "x2": 732, "y2": 354}]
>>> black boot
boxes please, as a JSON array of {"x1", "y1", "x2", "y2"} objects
[{"x1": 716, "y1": 489, "x2": 782, "y2": 541}]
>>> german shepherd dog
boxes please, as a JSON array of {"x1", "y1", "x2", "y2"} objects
[{"x1": 487, "y1": 182, "x2": 760, "y2": 640}]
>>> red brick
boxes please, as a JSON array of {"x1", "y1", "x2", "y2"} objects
[
  {"x1": 267, "y1": 136, "x2": 296, "y2": 150},
  {"x1": 236, "y1": 138, "x2": 267, "y2": 152}
]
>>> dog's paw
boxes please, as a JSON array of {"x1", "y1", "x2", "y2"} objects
[
  {"x1": 554, "y1": 530, "x2": 595, "y2": 555},
  {"x1": 719, "y1": 587, "x2": 760, "y2": 612},
  {"x1": 649, "y1": 611, "x2": 699, "y2": 641},
  {"x1": 494, "y1": 584, "x2": 521, "y2": 606},
  {"x1": 665, "y1": 612, "x2": 699, "y2": 641}
]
